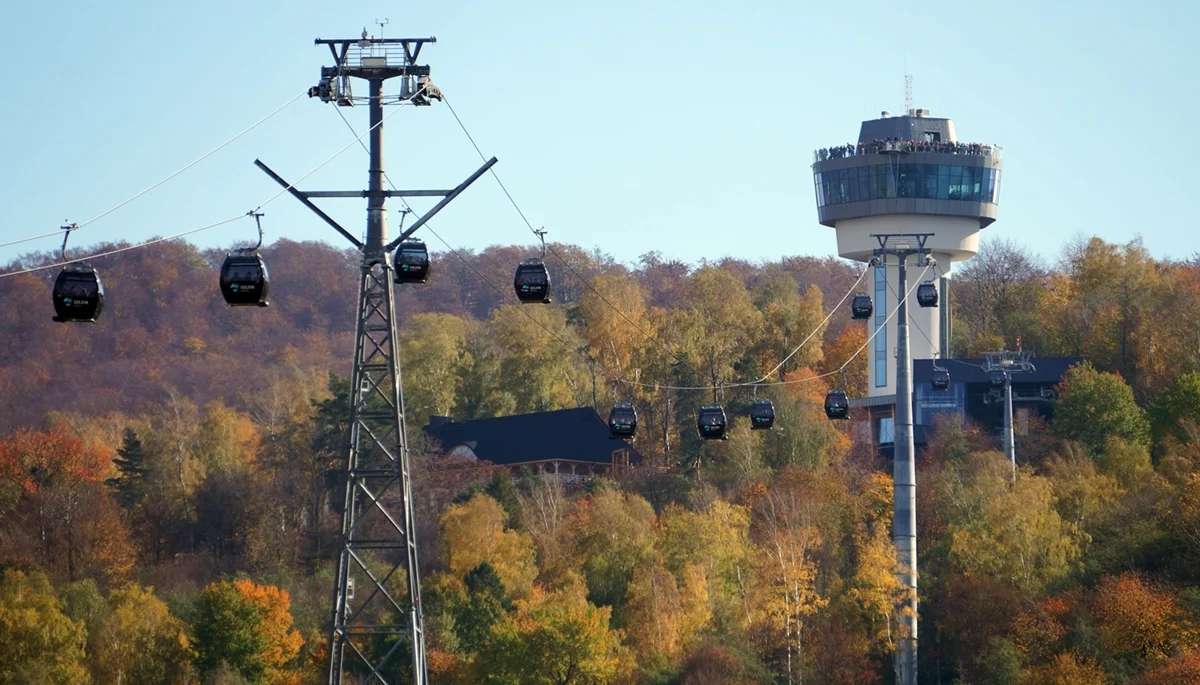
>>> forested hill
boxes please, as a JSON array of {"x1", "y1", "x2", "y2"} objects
[
  {"x1": 0, "y1": 237, "x2": 860, "y2": 432},
  {"x1": 8, "y1": 235, "x2": 1200, "y2": 683},
  {"x1": 3, "y1": 235, "x2": 1198, "y2": 437}
]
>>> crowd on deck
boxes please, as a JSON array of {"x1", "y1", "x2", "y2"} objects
[{"x1": 815, "y1": 139, "x2": 999, "y2": 161}]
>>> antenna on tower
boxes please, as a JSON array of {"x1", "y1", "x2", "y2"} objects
[
  {"x1": 375, "y1": 17, "x2": 389, "y2": 39},
  {"x1": 905, "y1": 74, "x2": 913, "y2": 115}
]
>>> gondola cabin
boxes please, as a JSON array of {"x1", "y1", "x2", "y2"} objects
[
  {"x1": 988, "y1": 369, "x2": 1009, "y2": 389},
  {"x1": 52, "y1": 265, "x2": 105, "y2": 323},
  {"x1": 514, "y1": 260, "x2": 551, "y2": 303},
  {"x1": 931, "y1": 366, "x2": 951, "y2": 391},
  {"x1": 916, "y1": 281, "x2": 939, "y2": 308},
  {"x1": 608, "y1": 402, "x2": 637, "y2": 439},
  {"x1": 219, "y1": 254, "x2": 270, "y2": 307},
  {"x1": 697, "y1": 405, "x2": 728, "y2": 440},
  {"x1": 750, "y1": 399, "x2": 775, "y2": 430},
  {"x1": 851, "y1": 294, "x2": 873, "y2": 320},
  {"x1": 394, "y1": 240, "x2": 430, "y2": 284},
  {"x1": 824, "y1": 390, "x2": 850, "y2": 420}
]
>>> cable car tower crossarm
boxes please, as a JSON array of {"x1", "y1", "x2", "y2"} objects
[{"x1": 255, "y1": 32, "x2": 494, "y2": 685}]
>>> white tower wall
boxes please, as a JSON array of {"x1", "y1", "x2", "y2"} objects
[{"x1": 836, "y1": 215, "x2": 982, "y2": 397}]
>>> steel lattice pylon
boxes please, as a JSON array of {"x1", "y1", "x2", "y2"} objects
[
  {"x1": 328, "y1": 259, "x2": 425, "y2": 684},
  {"x1": 255, "y1": 33, "x2": 496, "y2": 685}
]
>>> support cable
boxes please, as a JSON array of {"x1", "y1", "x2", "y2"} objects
[
  {"x1": 440, "y1": 95, "x2": 696, "y2": 376},
  {"x1": 338, "y1": 102, "x2": 928, "y2": 394},
  {"x1": 0, "y1": 97, "x2": 408, "y2": 280},
  {"x1": 616, "y1": 264, "x2": 932, "y2": 391},
  {"x1": 0, "y1": 231, "x2": 63, "y2": 249},
  {"x1": 80, "y1": 91, "x2": 307, "y2": 229},
  {"x1": 0, "y1": 217, "x2": 246, "y2": 279},
  {"x1": 752, "y1": 264, "x2": 869, "y2": 384},
  {"x1": 332, "y1": 106, "x2": 627, "y2": 384},
  {"x1": 0, "y1": 91, "x2": 306, "y2": 250}
]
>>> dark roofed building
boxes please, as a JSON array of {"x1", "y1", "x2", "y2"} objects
[
  {"x1": 423, "y1": 408, "x2": 642, "y2": 485},
  {"x1": 851, "y1": 356, "x2": 1082, "y2": 459}
]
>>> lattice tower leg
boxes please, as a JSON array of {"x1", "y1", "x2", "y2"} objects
[{"x1": 328, "y1": 260, "x2": 426, "y2": 685}]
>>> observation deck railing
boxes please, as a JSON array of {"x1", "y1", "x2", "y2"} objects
[{"x1": 813, "y1": 140, "x2": 1002, "y2": 164}]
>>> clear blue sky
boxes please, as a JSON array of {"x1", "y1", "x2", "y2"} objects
[{"x1": 2, "y1": 0, "x2": 1196, "y2": 270}]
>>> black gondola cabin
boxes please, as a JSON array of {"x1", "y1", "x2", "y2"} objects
[
  {"x1": 931, "y1": 366, "x2": 951, "y2": 391},
  {"x1": 851, "y1": 294, "x2": 873, "y2": 320},
  {"x1": 608, "y1": 402, "x2": 637, "y2": 439},
  {"x1": 824, "y1": 390, "x2": 850, "y2": 420},
  {"x1": 52, "y1": 265, "x2": 105, "y2": 323},
  {"x1": 750, "y1": 399, "x2": 775, "y2": 430},
  {"x1": 988, "y1": 369, "x2": 1009, "y2": 389},
  {"x1": 916, "y1": 281, "x2": 939, "y2": 308},
  {"x1": 219, "y1": 254, "x2": 270, "y2": 307},
  {"x1": 514, "y1": 260, "x2": 551, "y2": 303},
  {"x1": 394, "y1": 240, "x2": 430, "y2": 284},
  {"x1": 697, "y1": 405, "x2": 728, "y2": 440}
]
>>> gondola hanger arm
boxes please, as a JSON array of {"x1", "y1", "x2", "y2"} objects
[{"x1": 59, "y1": 222, "x2": 79, "y2": 262}]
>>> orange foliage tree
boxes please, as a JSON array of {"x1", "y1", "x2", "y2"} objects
[
  {"x1": 193, "y1": 578, "x2": 304, "y2": 685},
  {"x1": 1089, "y1": 572, "x2": 1194, "y2": 666},
  {"x1": 0, "y1": 426, "x2": 133, "y2": 585}
]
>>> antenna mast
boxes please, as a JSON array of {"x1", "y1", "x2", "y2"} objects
[{"x1": 905, "y1": 74, "x2": 913, "y2": 115}]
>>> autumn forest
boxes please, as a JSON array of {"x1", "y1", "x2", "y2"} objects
[{"x1": 4, "y1": 234, "x2": 1200, "y2": 684}]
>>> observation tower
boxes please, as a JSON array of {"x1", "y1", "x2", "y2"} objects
[{"x1": 813, "y1": 108, "x2": 1002, "y2": 396}]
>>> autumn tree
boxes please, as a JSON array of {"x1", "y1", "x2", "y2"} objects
[
  {"x1": 657, "y1": 498, "x2": 752, "y2": 632},
  {"x1": 488, "y1": 304, "x2": 588, "y2": 413},
  {"x1": 1149, "y1": 371, "x2": 1200, "y2": 448},
  {"x1": 955, "y1": 237, "x2": 1046, "y2": 348},
  {"x1": 0, "y1": 569, "x2": 90, "y2": 684},
  {"x1": 577, "y1": 273, "x2": 655, "y2": 406},
  {"x1": 440, "y1": 493, "x2": 537, "y2": 598},
  {"x1": 1018, "y1": 651, "x2": 1107, "y2": 685},
  {"x1": 1136, "y1": 650, "x2": 1200, "y2": 685},
  {"x1": 679, "y1": 266, "x2": 762, "y2": 389},
  {"x1": 0, "y1": 426, "x2": 134, "y2": 585},
  {"x1": 1053, "y1": 362, "x2": 1151, "y2": 454},
  {"x1": 930, "y1": 451, "x2": 1082, "y2": 595},
  {"x1": 752, "y1": 267, "x2": 826, "y2": 381},
  {"x1": 817, "y1": 324, "x2": 867, "y2": 397},
  {"x1": 750, "y1": 470, "x2": 832, "y2": 683},
  {"x1": 400, "y1": 312, "x2": 472, "y2": 423},
  {"x1": 567, "y1": 488, "x2": 657, "y2": 609},
  {"x1": 89, "y1": 584, "x2": 194, "y2": 684},
  {"x1": 1089, "y1": 572, "x2": 1194, "y2": 672},
  {"x1": 193, "y1": 579, "x2": 304, "y2": 685},
  {"x1": 473, "y1": 574, "x2": 632, "y2": 684}
]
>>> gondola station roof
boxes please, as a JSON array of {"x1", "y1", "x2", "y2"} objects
[{"x1": 424, "y1": 407, "x2": 643, "y2": 467}]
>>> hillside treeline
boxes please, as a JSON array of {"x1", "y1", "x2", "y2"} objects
[{"x1": 3, "y1": 235, "x2": 1200, "y2": 683}]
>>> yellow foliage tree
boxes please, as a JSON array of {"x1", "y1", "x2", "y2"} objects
[
  {"x1": 0, "y1": 569, "x2": 90, "y2": 685},
  {"x1": 751, "y1": 479, "x2": 830, "y2": 684},
  {"x1": 1018, "y1": 651, "x2": 1107, "y2": 685},
  {"x1": 474, "y1": 574, "x2": 632, "y2": 684},
  {"x1": 441, "y1": 493, "x2": 537, "y2": 598},
  {"x1": 89, "y1": 584, "x2": 194, "y2": 684}
]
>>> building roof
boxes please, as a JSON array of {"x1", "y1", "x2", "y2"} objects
[
  {"x1": 858, "y1": 111, "x2": 957, "y2": 144},
  {"x1": 914, "y1": 357, "x2": 1083, "y2": 386},
  {"x1": 424, "y1": 407, "x2": 643, "y2": 467}
]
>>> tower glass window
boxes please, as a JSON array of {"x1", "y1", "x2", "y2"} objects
[{"x1": 814, "y1": 165, "x2": 1000, "y2": 206}]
